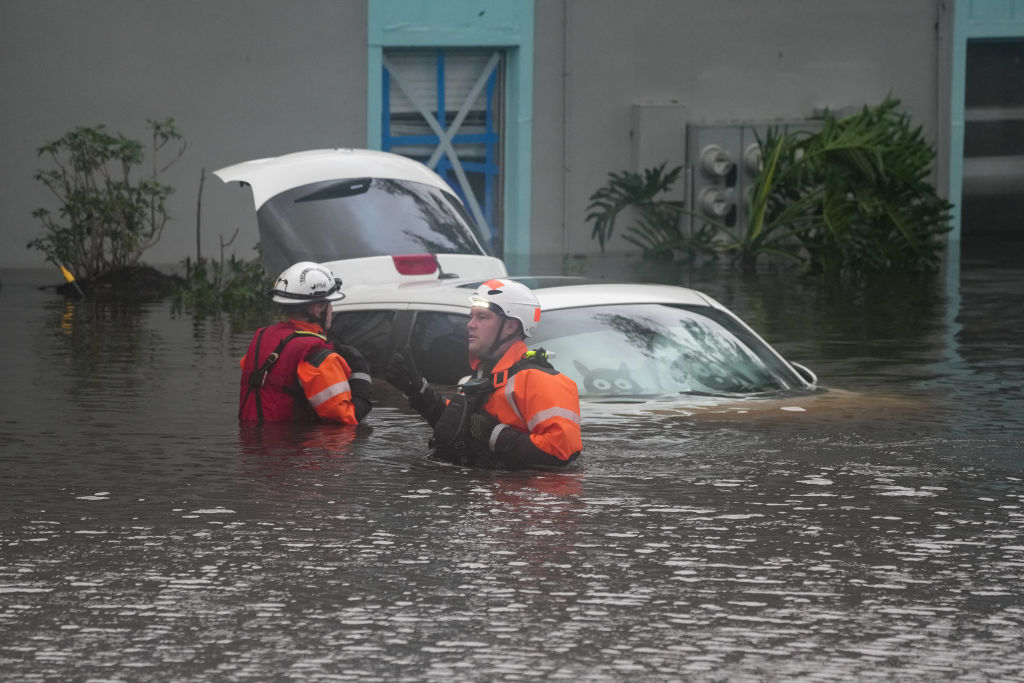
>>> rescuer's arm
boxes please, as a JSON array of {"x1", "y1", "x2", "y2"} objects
[
  {"x1": 297, "y1": 350, "x2": 359, "y2": 424},
  {"x1": 385, "y1": 348, "x2": 447, "y2": 426},
  {"x1": 334, "y1": 344, "x2": 373, "y2": 422},
  {"x1": 465, "y1": 412, "x2": 577, "y2": 469},
  {"x1": 465, "y1": 372, "x2": 582, "y2": 470}
]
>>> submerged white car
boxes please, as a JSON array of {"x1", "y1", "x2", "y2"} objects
[{"x1": 216, "y1": 149, "x2": 817, "y2": 400}]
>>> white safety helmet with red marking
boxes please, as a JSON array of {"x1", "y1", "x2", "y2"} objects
[
  {"x1": 270, "y1": 261, "x2": 345, "y2": 304},
  {"x1": 469, "y1": 279, "x2": 541, "y2": 337}
]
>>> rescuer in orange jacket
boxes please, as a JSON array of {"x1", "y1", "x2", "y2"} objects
[
  {"x1": 239, "y1": 261, "x2": 371, "y2": 424},
  {"x1": 385, "y1": 279, "x2": 582, "y2": 469}
]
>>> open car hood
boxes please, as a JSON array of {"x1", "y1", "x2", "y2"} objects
[{"x1": 214, "y1": 148, "x2": 505, "y2": 282}]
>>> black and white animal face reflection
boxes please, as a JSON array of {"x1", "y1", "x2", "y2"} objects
[{"x1": 573, "y1": 360, "x2": 642, "y2": 395}]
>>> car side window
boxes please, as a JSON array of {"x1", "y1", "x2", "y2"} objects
[
  {"x1": 409, "y1": 312, "x2": 471, "y2": 386},
  {"x1": 329, "y1": 310, "x2": 397, "y2": 372}
]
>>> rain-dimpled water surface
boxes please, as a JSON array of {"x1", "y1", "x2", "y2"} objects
[{"x1": 1, "y1": 259, "x2": 1022, "y2": 682}]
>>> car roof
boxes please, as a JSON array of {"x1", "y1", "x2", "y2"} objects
[
  {"x1": 533, "y1": 282, "x2": 718, "y2": 311},
  {"x1": 214, "y1": 148, "x2": 458, "y2": 210},
  {"x1": 334, "y1": 277, "x2": 721, "y2": 312}
]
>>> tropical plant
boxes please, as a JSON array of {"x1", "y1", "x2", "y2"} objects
[
  {"x1": 727, "y1": 97, "x2": 952, "y2": 274},
  {"x1": 589, "y1": 97, "x2": 952, "y2": 276},
  {"x1": 585, "y1": 163, "x2": 716, "y2": 259},
  {"x1": 29, "y1": 118, "x2": 186, "y2": 280},
  {"x1": 787, "y1": 98, "x2": 953, "y2": 274},
  {"x1": 714, "y1": 125, "x2": 821, "y2": 272}
]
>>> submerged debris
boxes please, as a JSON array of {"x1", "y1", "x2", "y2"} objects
[{"x1": 50, "y1": 265, "x2": 182, "y2": 300}]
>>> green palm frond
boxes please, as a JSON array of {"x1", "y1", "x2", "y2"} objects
[
  {"x1": 586, "y1": 163, "x2": 683, "y2": 250},
  {"x1": 585, "y1": 96, "x2": 951, "y2": 276}
]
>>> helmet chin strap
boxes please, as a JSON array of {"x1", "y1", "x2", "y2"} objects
[
  {"x1": 316, "y1": 302, "x2": 332, "y2": 329},
  {"x1": 482, "y1": 318, "x2": 521, "y2": 360}
]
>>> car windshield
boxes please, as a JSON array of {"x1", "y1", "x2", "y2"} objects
[
  {"x1": 532, "y1": 303, "x2": 798, "y2": 397},
  {"x1": 256, "y1": 177, "x2": 486, "y2": 276}
]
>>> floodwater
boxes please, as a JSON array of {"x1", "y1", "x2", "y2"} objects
[{"x1": 1, "y1": 256, "x2": 1022, "y2": 682}]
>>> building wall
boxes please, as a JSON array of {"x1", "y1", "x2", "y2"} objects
[
  {"x1": 0, "y1": 0, "x2": 944, "y2": 270},
  {"x1": 532, "y1": 0, "x2": 944, "y2": 257},
  {"x1": 1, "y1": 0, "x2": 369, "y2": 271}
]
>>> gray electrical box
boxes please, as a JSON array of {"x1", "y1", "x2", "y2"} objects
[{"x1": 685, "y1": 120, "x2": 823, "y2": 236}]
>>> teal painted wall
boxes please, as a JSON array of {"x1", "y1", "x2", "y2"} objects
[
  {"x1": 367, "y1": 0, "x2": 534, "y2": 268},
  {"x1": 949, "y1": 0, "x2": 1024, "y2": 248}
]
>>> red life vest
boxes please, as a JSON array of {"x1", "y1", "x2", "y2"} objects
[{"x1": 239, "y1": 321, "x2": 332, "y2": 422}]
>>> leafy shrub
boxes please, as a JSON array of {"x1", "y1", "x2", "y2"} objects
[
  {"x1": 29, "y1": 118, "x2": 186, "y2": 280},
  {"x1": 781, "y1": 98, "x2": 953, "y2": 275},
  {"x1": 172, "y1": 252, "x2": 274, "y2": 323}
]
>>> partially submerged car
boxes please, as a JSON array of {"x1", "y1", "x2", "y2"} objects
[
  {"x1": 215, "y1": 149, "x2": 817, "y2": 403},
  {"x1": 324, "y1": 277, "x2": 817, "y2": 400}
]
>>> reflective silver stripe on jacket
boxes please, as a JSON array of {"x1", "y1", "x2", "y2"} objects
[
  {"x1": 489, "y1": 423, "x2": 510, "y2": 451},
  {"x1": 504, "y1": 375, "x2": 526, "y2": 425},
  {"x1": 504, "y1": 374, "x2": 581, "y2": 431},
  {"x1": 527, "y1": 406, "x2": 581, "y2": 431},
  {"x1": 309, "y1": 380, "x2": 351, "y2": 407}
]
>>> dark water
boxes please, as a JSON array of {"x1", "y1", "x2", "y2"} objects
[{"x1": 1, "y1": 259, "x2": 1022, "y2": 682}]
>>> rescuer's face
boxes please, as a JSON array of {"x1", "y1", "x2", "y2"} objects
[{"x1": 467, "y1": 306, "x2": 512, "y2": 357}]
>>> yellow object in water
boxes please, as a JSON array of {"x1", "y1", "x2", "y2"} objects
[{"x1": 55, "y1": 262, "x2": 85, "y2": 298}]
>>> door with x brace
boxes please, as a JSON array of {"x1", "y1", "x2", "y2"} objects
[{"x1": 382, "y1": 49, "x2": 504, "y2": 255}]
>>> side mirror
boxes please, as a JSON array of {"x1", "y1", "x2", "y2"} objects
[{"x1": 790, "y1": 362, "x2": 817, "y2": 387}]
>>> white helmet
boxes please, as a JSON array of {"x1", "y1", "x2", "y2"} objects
[
  {"x1": 469, "y1": 279, "x2": 541, "y2": 337},
  {"x1": 270, "y1": 261, "x2": 345, "y2": 304}
]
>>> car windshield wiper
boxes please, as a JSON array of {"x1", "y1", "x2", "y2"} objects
[{"x1": 295, "y1": 178, "x2": 372, "y2": 203}]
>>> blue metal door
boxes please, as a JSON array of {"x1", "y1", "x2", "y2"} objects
[{"x1": 382, "y1": 49, "x2": 504, "y2": 254}]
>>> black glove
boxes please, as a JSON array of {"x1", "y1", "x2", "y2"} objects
[
  {"x1": 332, "y1": 344, "x2": 371, "y2": 422},
  {"x1": 432, "y1": 394, "x2": 469, "y2": 447},
  {"x1": 385, "y1": 346, "x2": 424, "y2": 396},
  {"x1": 335, "y1": 344, "x2": 370, "y2": 378},
  {"x1": 468, "y1": 411, "x2": 500, "y2": 444}
]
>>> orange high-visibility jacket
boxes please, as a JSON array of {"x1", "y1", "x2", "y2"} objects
[
  {"x1": 239, "y1": 320, "x2": 357, "y2": 424},
  {"x1": 470, "y1": 340, "x2": 583, "y2": 462}
]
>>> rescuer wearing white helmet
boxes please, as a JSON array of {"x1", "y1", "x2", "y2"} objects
[
  {"x1": 385, "y1": 279, "x2": 582, "y2": 469},
  {"x1": 239, "y1": 261, "x2": 372, "y2": 424}
]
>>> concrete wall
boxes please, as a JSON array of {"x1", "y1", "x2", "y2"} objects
[
  {"x1": 1, "y1": 0, "x2": 368, "y2": 270},
  {"x1": 532, "y1": 0, "x2": 943, "y2": 256},
  {"x1": 1, "y1": 0, "x2": 944, "y2": 270}
]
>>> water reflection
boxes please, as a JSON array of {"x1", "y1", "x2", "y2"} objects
[
  {"x1": 1, "y1": 261, "x2": 1023, "y2": 681},
  {"x1": 238, "y1": 422, "x2": 365, "y2": 462}
]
